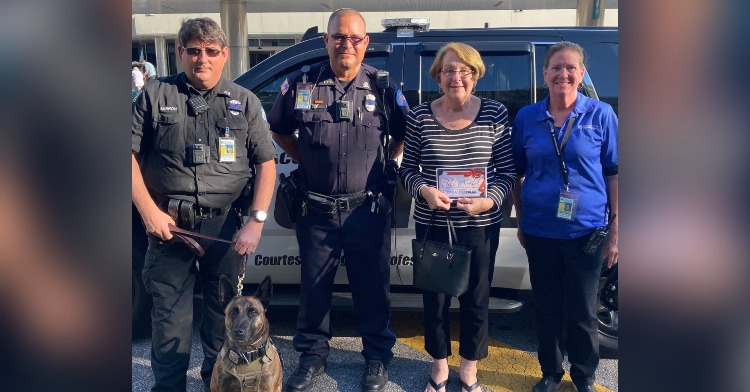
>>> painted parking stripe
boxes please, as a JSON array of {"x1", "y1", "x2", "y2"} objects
[{"x1": 391, "y1": 313, "x2": 614, "y2": 392}]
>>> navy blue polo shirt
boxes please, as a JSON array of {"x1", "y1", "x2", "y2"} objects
[
  {"x1": 511, "y1": 93, "x2": 618, "y2": 239},
  {"x1": 268, "y1": 61, "x2": 408, "y2": 195}
]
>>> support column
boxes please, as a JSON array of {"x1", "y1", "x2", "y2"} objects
[
  {"x1": 154, "y1": 36, "x2": 168, "y2": 77},
  {"x1": 576, "y1": 0, "x2": 606, "y2": 26},
  {"x1": 220, "y1": 0, "x2": 248, "y2": 81}
]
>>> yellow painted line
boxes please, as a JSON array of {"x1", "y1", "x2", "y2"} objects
[{"x1": 391, "y1": 313, "x2": 614, "y2": 392}]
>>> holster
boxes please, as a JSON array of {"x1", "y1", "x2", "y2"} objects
[
  {"x1": 278, "y1": 170, "x2": 301, "y2": 224},
  {"x1": 233, "y1": 178, "x2": 256, "y2": 216}
]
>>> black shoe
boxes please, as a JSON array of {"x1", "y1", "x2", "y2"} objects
[
  {"x1": 361, "y1": 360, "x2": 388, "y2": 392},
  {"x1": 573, "y1": 381, "x2": 595, "y2": 392},
  {"x1": 532, "y1": 376, "x2": 561, "y2": 392},
  {"x1": 285, "y1": 362, "x2": 326, "y2": 392}
]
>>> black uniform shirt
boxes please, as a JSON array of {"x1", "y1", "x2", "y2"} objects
[
  {"x1": 268, "y1": 61, "x2": 408, "y2": 195},
  {"x1": 132, "y1": 73, "x2": 277, "y2": 208}
]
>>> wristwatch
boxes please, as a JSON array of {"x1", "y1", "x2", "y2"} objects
[{"x1": 249, "y1": 210, "x2": 267, "y2": 223}]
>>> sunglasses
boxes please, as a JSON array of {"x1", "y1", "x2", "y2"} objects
[
  {"x1": 329, "y1": 34, "x2": 365, "y2": 46},
  {"x1": 183, "y1": 47, "x2": 223, "y2": 57}
]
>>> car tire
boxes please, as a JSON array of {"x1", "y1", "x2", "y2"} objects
[{"x1": 597, "y1": 263, "x2": 618, "y2": 358}]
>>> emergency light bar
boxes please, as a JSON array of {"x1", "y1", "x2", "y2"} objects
[{"x1": 381, "y1": 18, "x2": 430, "y2": 31}]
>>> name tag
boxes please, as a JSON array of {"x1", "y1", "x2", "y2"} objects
[
  {"x1": 295, "y1": 83, "x2": 313, "y2": 110},
  {"x1": 557, "y1": 189, "x2": 579, "y2": 220},
  {"x1": 219, "y1": 137, "x2": 236, "y2": 163}
]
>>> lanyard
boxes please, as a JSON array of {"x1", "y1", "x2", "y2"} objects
[{"x1": 547, "y1": 117, "x2": 576, "y2": 191}]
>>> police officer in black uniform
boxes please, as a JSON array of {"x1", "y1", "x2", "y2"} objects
[
  {"x1": 132, "y1": 18, "x2": 277, "y2": 392},
  {"x1": 268, "y1": 8, "x2": 409, "y2": 392}
]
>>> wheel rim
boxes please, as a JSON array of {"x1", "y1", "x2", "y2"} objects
[{"x1": 597, "y1": 306, "x2": 618, "y2": 338}]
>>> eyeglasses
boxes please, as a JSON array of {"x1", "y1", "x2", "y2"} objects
[
  {"x1": 329, "y1": 34, "x2": 366, "y2": 46},
  {"x1": 441, "y1": 69, "x2": 474, "y2": 78},
  {"x1": 184, "y1": 47, "x2": 223, "y2": 57}
]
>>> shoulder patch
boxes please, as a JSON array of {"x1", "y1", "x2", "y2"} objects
[
  {"x1": 280, "y1": 78, "x2": 289, "y2": 95},
  {"x1": 396, "y1": 89, "x2": 407, "y2": 107}
]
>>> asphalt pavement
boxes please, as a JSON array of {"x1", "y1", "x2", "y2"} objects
[{"x1": 132, "y1": 295, "x2": 617, "y2": 391}]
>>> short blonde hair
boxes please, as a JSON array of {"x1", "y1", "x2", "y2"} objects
[{"x1": 429, "y1": 42, "x2": 486, "y2": 83}]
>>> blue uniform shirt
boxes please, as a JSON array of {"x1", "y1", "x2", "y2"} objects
[
  {"x1": 511, "y1": 92, "x2": 618, "y2": 239},
  {"x1": 267, "y1": 61, "x2": 408, "y2": 195}
]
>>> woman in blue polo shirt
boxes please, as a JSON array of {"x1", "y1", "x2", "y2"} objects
[{"x1": 511, "y1": 41, "x2": 618, "y2": 392}]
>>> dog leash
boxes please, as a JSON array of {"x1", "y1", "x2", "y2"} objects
[
  {"x1": 167, "y1": 223, "x2": 233, "y2": 257},
  {"x1": 168, "y1": 223, "x2": 248, "y2": 295},
  {"x1": 168, "y1": 224, "x2": 233, "y2": 243}
]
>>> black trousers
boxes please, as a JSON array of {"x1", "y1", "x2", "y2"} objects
[
  {"x1": 523, "y1": 232, "x2": 601, "y2": 384},
  {"x1": 293, "y1": 196, "x2": 396, "y2": 366},
  {"x1": 415, "y1": 222, "x2": 500, "y2": 361},
  {"x1": 142, "y1": 211, "x2": 241, "y2": 392}
]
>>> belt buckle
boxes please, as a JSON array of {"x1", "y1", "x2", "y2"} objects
[
  {"x1": 196, "y1": 206, "x2": 212, "y2": 219},
  {"x1": 336, "y1": 198, "x2": 349, "y2": 211}
]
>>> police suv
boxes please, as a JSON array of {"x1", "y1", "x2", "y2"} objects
[{"x1": 133, "y1": 18, "x2": 618, "y2": 353}]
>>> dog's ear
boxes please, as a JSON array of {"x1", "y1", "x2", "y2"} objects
[
  {"x1": 218, "y1": 275, "x2": 237, "y2": 310},
  {"x1": 254, "y1": 275, "x2": 273, "y2": 310}
]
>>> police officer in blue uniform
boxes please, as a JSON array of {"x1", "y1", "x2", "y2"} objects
[
  {"x1": 132, "y1": 18, "x2": 277, "y2": 392},
  {"x1": 268, "y1": 8, "x2": 408, "y2": 392}
]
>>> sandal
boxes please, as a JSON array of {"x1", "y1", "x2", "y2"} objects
[
  {"x1": 460, "y1": 379, "x2": 481, "y2": 392},
  {"x1": 428, "y1": 376, "x2": 449, "y2": 392}
]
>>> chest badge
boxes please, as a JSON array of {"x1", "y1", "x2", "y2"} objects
[
  {"x1": 365, "y1": 94, "x2": 376, "y2": 112},
  {"x1": 227, "y1": 99, "x2": 242, "y2": 115}
]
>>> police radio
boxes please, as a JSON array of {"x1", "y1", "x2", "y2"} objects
[{"x1": 376, "y1": 71, "x2": 389, "y2": 90}]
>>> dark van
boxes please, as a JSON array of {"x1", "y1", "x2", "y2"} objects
[{"x1": 133, "y1": 19, "x2": 618, "y2": 353}]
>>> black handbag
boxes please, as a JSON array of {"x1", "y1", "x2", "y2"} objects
[{"x1": 411, "y1": 210, "x2": 472, "y2": 297}]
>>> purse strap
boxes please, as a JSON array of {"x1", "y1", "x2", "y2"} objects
[{"x1": 420, "y1": 210, "x2": 462, "y2": 253}]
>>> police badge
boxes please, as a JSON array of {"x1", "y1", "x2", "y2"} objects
[{"x1": 365, "y1": 94, "x2": 376, "y2": 112}]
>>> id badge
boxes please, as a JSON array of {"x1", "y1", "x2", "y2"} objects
[
  {"x1": 295, "y1": 83, "x2": 313, "y2": 110},
  {"x1": 557, "y1": 188, "x2": 579, "y2": 220},
  {"x1": 219, "y1": 137, "x2": 236, "y2": 163}
]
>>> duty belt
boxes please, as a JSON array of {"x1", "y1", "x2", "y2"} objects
[
  {"x1": 304, "y1": 190, "x2": 376, "y2": 214},
  {"x1": 194, "y1": 204, "x2": 232, "y2": 219}
]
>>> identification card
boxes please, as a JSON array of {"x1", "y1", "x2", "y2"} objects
[
  {"x1": 436, "y1": 167, "x2": 487, "y2": 198},
  {"x1": 557, "y1": 188, "x2": 579, "y2": 220},
  {"x1": 219, "y1": 137, "x2": 236, "y2": 163},
  {"x1": 295, "y1": 83, "x2": 313, "y2": 110}
]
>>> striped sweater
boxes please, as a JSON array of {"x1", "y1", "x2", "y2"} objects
[{"x1": 400, "y1": 98, "x2": 517, "y2": 228}]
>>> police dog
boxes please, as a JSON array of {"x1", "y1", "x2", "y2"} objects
[{"x1": 211, "y1": 275, "x2": 282, "y2": 392}]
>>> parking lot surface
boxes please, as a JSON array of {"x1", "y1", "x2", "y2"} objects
[{"x1": 132, "y1": 296, "x2": 617, "y2": 391}]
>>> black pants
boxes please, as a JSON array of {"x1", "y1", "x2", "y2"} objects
[
  {"x1": 415, "y1": 222, "x2": 500, "y2": 361},
  {"x1": 523, "y1": 232, "x2": 601, "y2": 384},
  {"x1": 293, "y1": 196, "x2": 396, "y2": 366},
  {"x1": 142, "y1": 211, "x2": 241, "y2": 392}
]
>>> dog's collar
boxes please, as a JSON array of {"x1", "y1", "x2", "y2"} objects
[{"x1": 227, "y1": 338, "x2": 271, "y2": 365}]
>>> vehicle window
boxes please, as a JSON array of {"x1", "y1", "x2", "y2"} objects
[
  {"x1": 420, "y1": 53, "x2": 532, "y2": 125},
  {"x1": 535, "y1": 45, "x2": 550, "y2": 102},
  {"x1": 252, "y1": 55, "x2": 389, "y2": 113},
  {"x1": 584, "y1": 43, "x2": 618, "y2": 115},
  {"x1": 535, "y1": 43, "x2": 618, "y2": 115}
]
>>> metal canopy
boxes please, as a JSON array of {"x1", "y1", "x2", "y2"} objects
[{"x1": 133, "y1": 0, "x2": 618, "y2": 14}]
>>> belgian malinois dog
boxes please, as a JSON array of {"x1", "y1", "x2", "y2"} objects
[{"x1": 211, "y1": 275, "x2": 282, "y2": 392}]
